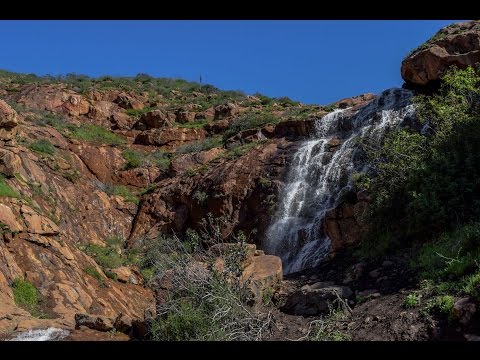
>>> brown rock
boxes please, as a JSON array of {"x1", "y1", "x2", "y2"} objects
[
  {"x1": 453, "y1": 297, "x2": 476, "y2": 325},
  {"x1": 75, "y1": 313, "x2": 114, "y2": 332},
  {"x1": 0, "y1": 149, "x2": 22, "y2": 177},
  {"x1": 333, "y1": 93, "x2": 376, "y2": 109},
  {"x1": 110, "y1": 112, "x2": 134, "y2": 130},
  {"x1": 176, "y1": 111, "x2": 196, "y2": 124},
  {"x1": 195, "y1": 107, "x2": 215, "y2": 121},
  {"x1": 324, "y1": 196, "x2": 369, "y2": 253},
  {"x1": 402, "y1": 20, "x2": 480, "y2": 85},
  {"x1": 136, "y1": 110, "x2": 173, "y2": 129},
  {"x1": 134, "y1": 128, "x2": 207, "y2": 148},
  {"x1": 62, "y1": 95, "x2": 90, "y2": 116},
  {"x1": 169, "y1": 147, "x2": 223, "y2": 176},
  {"x1": 241, "y1": 254, "x2": 283, "y2": 301},
  {"x1": 205, "y1": 119, "x2": 229, "y2": 134},
  {"x1": 20, "y1": 205, "x2": 59, "y2": 236},
  {"x1": 111, "y1": 266, "x2": 142, "y2": 285},
  {"x1": 0, "y1": 99, "x2": 18, "y2": 129},
  {"x1": 114, "y1": 94, "x2": 144, "y2": 110},
  {"x1": 0, "y1": 204, "x2": 23, "y2": 232},
  {"x1": 214, "y1": 102, "x2": 238, "y2": 120}
]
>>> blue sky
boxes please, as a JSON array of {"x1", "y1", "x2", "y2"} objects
[{"x1": 0, "y1": 20, "x2": 460, "y2": 105}]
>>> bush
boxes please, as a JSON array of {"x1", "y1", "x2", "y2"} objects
[
  {"x1": 145, "y1": 216, "x2": 273, "y2": 341},
  {"x1": 0, "y1": 174, "x2": 19, "y2": 198},
  {"x1": 403, "y1": 293, "x2": 420, "y2": 308},
  {"x1": 222, "y1": 113, "x2": 280, "y2": 142},
  {"x1": 28, "y1": 139, "x2": 56, "y2": 156},
  {"x1": 122, "y1": 149, "x2": 171, "y2": 170},
  {"x1": 12, "y1": 278, "x2": 38, "y2": 313},
  {"x1": 84, "y1": 266, "x2": 103, "y2": 282},
  {"x1": 427, "y1": 295, "x2": 454, "y2": 315},
  {"x1": 69, "y1": 124, "x2": 125, "y2": 146},
  {"x1": 105, "y1": 184, "x2": 140, "y2": 205},
  {"x1": 365, "y1": 66, "x2": 480, "y2": 250}
]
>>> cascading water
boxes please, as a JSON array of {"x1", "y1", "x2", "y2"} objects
[{"x1": 265, "y1": 88, "x2": 415, "y2": 274}]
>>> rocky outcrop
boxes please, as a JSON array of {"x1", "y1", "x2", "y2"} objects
[
  {"x1": 402, "y1": 20, "x2": 480, "y2": 85},
  {"x1": 134, "y1": 110, "x2": 174, "y2": 130},
  {"x1": 129, "y1": 139, "x2": 291, "y2": 245},
  {"x1": 134, "y1": 128, "x2": 206, "y2": 148},
  {"x1": 214, "y1": 102, "x2": 239, "y2": 120},
  {"x1": 324, "y1": 191, "x2": 370, "y2": 253}
]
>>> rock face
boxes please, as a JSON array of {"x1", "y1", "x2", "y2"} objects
[
  {"x1": 402, "y1": 20, "x2": 480, "y2": 85},
  {"x1": 323, "y1": 191, "x2": 370, "y2": 253}
]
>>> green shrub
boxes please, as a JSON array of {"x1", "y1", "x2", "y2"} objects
[
  {"x1": 28, "y1": 139, "x2": 56, "y2": 155},
  {"x1": 403, "y1": 293, "x2": 420, "y2": 308},
  {"x1": 85, "y1": 266, "x2": 103, "y2": 281},
  {"x1": 176, "y1": 137, "x2": 222, "y2": 154},
  {"x1": 69, "y1": 124, "x2": 125, "y2": 146},
  {"x1": 122, "y1": 149, "x2": 142, "y2": 169},
  {"x1": 427, "y1": 295, "x2": 454, "y2": 315},
  {"x1": 122, "y1": 149, "x2": 170, "y2": 170},
  {"x1": 224, "y1": 141, "x2": 261, "y2": 160},
  {"x1": 125, "y1": 107, "x2": 152, "y2": 117},
  {"x1": 176, "y1": 119, "x2": 208, "y2": 129},
  {"x1": 364, "y1": 66, "x2": 480, "y2": 251},
  {"x1": 145, "y1": 216, "x2": 272, "y2": 341},
  {"x1": 0, "y1": 174, "x2": 19, "y2": 198},
  {"x1": 222, "y1": 113, "x2": 280, "y2": 141},
  {"x1": 12, "y1": 278, "x2": 38, "y2": 312},
  {"x1": 106, "y1": 185, "x2": 140, "y2": 205}
]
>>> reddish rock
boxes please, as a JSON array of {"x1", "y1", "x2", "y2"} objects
[
  {"x1": 136, "y1": 110, "x2": 173, "y2": 129},
  {"x1": 114, "y1": 94, "x2": 144, "y2": 110},
  {"x1": 0, "y1": 99, "x2": 18, "y2": 129},
  {"x1": 134, "y1": 128, "x2": 207, "y2": 148},
  {"x1": 274, "y1": 118, "x2": 317, "y2": 138},
  {"x1": 205, "y1": 119, "x2": 229, "y2": 134},
  {"x1": 324, "y1": 196, "x2": 369, "y2": 253},
  {"x1": 169, "y1": 147, "x2": 223, "y2": 176},
  {"x1": 61, "y1": 94, "x2": 90, "y2": 116},
  {"x1": 0, "y1": 149, "x2": 22, "y2": 177},
  {"x1": 176, "y1": 111, "x2": 196, "y2": 124},
  {"x1": 333, "y1": 93, "x2": 375, "y2": 109},
  {"x1": 195, "y1": 107, "x2": 215, "y2": 121},
  {"x1": 109, "y1": 112, "x2": 135, "y2": 130},
  {"x1": 402, "y1": 20, "x2": 480, "y2": 85},
  {"x1": 214, "y1": 102, "x2": 239, "y2": 120}
]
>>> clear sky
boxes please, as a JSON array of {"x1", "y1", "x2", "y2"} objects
[{"x1": 0, "y1": 20, "x2": 461, "y2": 105}]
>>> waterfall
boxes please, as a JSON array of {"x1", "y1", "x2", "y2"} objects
[{"x1": 265, "y1": 88, "x2": 415, "y2": 274}]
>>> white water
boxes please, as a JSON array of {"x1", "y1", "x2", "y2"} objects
[
  {"x1": 265, "y1": 88, "x2": 415, "y2": 274},
  {"x1": 8, "y1": 327, "x2": 70, "y2": 341}
]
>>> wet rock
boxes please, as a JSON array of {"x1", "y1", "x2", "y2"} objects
[{"x1": 75, "y1": 314, "x2": 114, "y2": 332}]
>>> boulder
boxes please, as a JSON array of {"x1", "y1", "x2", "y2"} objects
[
  {"x1": 176, "y1": 111, "x2": 196, "y2": 124},
  {"x1": 114, "y1": 94, "x2": 144, "y2": 110},
  {"x1": 168, "y1": 147, "x2": 223, "y2": 176},
  {"x1": 0, "y1": 99, "x2": 18, "y2": 129},
  {"x1": 214, "y1": 102, "x2": 238, "y2": 120},
  {"x1": 136, "y1": 110, "x2": 173, "y2": 129},
  {"x1": 402, "y1": 20, "x2": 480, "y2": 85},
  {"x1": 0, "y1": 149, "x2": 22, "y2": 177},
  {"x1": 111, "y1": 266, "x2": 143, "y2": 285},
  {"x1": 453, "y1": 297, "x2": 476, "y2": 325},
  {"x1": 282, "y1": 285, "x2": 353, "y2": 316},
  {"x1": 75, "y1": 313, "x2": 114, "y2": 332}
]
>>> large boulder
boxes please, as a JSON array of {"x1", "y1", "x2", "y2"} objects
[
  {"x1": 135, "y1": 110, "x2": 173, "y2": 130},
  {"x1": 214, "y1": 102, "x2": 239, "y2": 120},
  {"x1": 0, "y1": 99, "x2": 18, "y2": 129},
  {"x1": 282, "y1": 284, "x2": 353, "y2": 316},
  {"x1": 402, "y1": 20, "x2": 480, "y2": 85}
]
